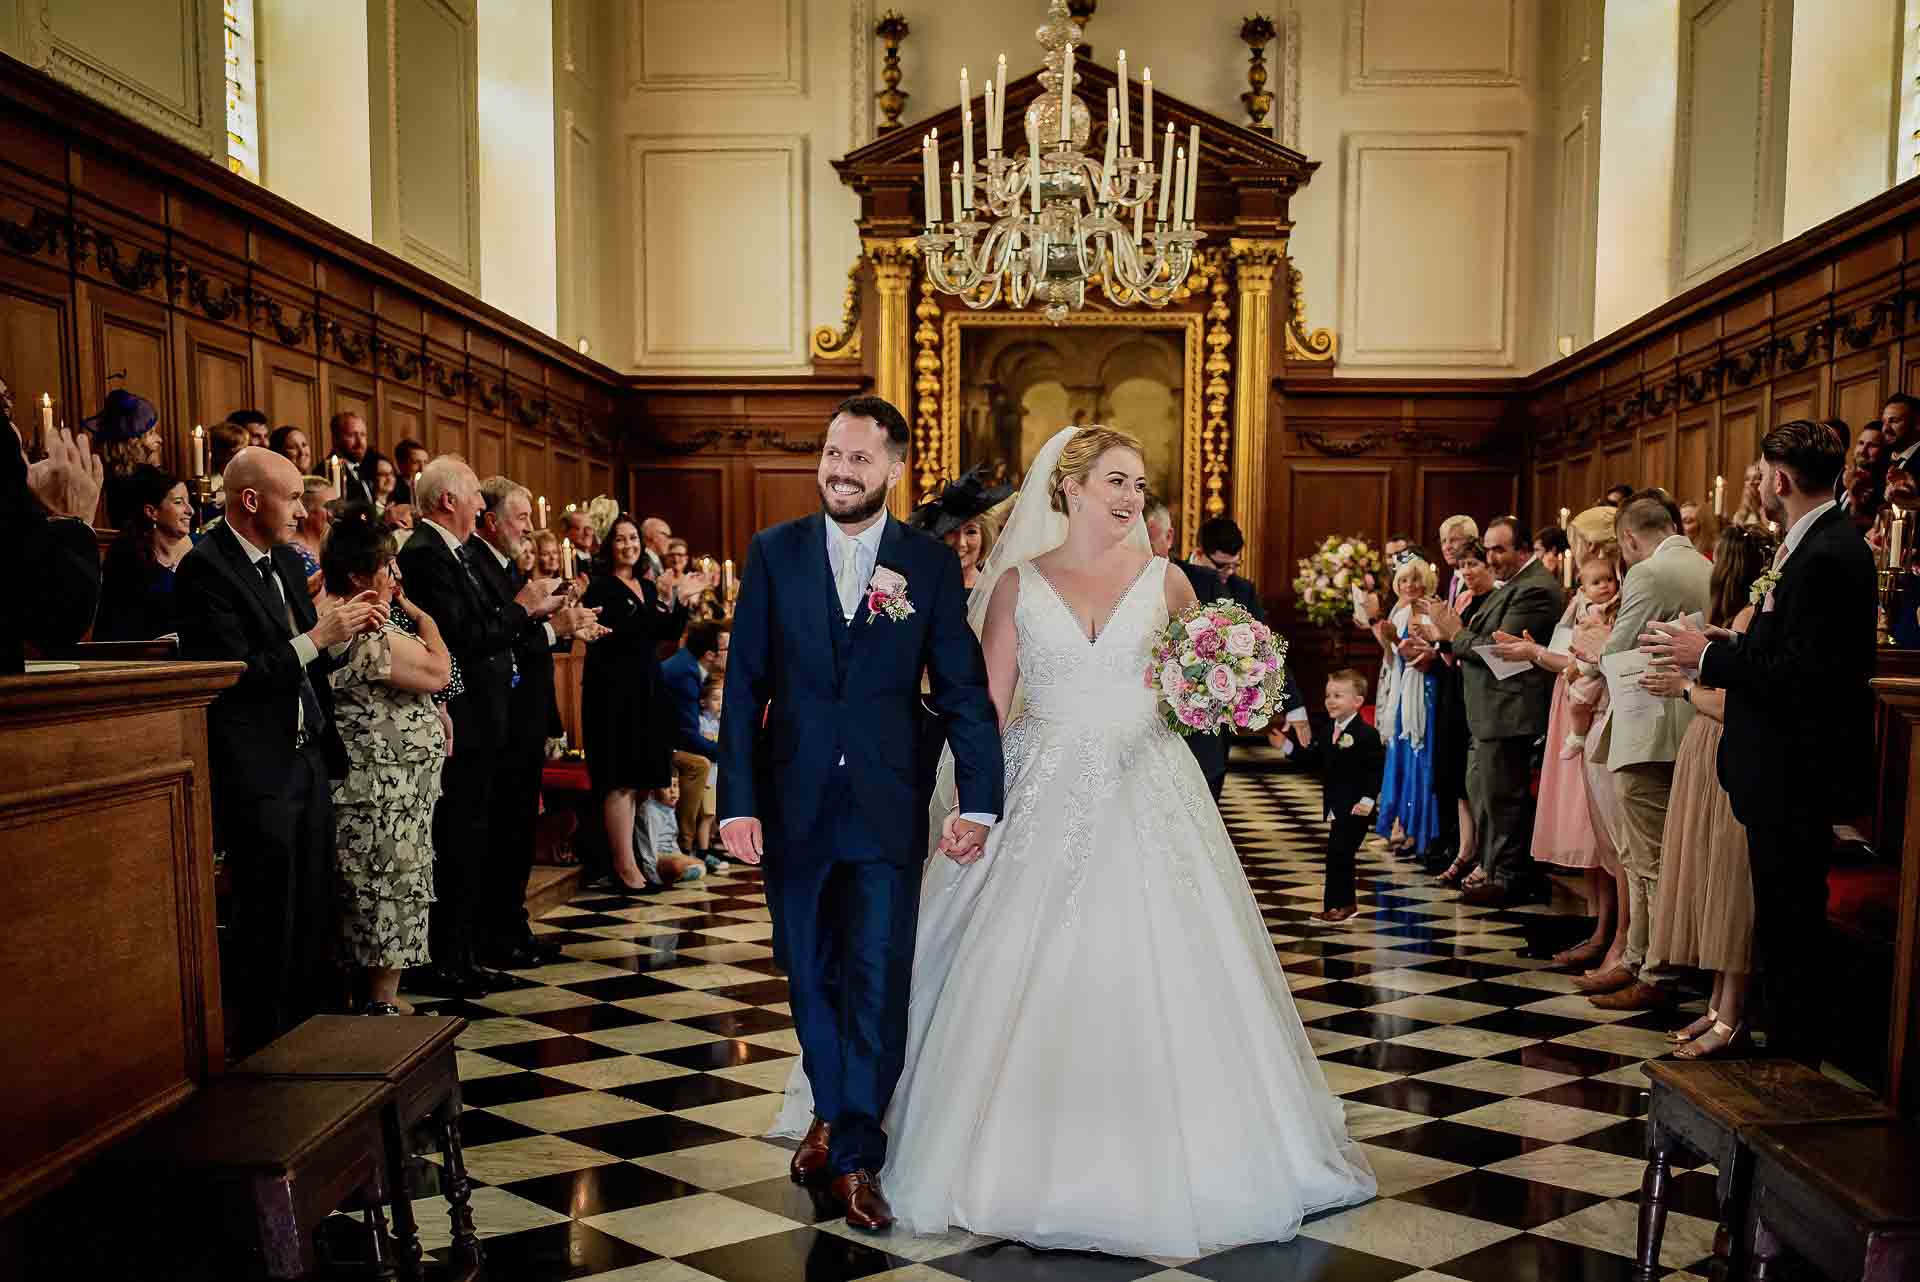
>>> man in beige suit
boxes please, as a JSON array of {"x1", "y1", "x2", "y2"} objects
[{"x1": 1577, "y1": 494, "x2": 1712, "y2": 1010}]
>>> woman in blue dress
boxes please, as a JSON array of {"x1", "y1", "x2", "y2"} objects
[{"x1": 1369, "y1": 554, "x2": 1441, "y2": 855}]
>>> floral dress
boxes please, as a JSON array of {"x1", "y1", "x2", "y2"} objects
[{"x1": 329, "y1": 617, "x2": 454, "y2": 968}]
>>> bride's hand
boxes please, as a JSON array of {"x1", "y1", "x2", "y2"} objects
[{"x1": 940, "y1": 813, "x2": 989, "y2": 865}]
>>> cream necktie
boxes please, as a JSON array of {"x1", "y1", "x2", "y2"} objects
[{"x1": 836, "y1": 536, "x2": 867, "y2": 622}]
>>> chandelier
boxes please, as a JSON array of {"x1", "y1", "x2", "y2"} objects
[{"x1": 917, "y1": 0, "x2": 1202, "y2": 325}]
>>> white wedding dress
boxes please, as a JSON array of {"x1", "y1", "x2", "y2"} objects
[{"x1": 771, "y1": 551, "x2": 1376, "y2": 1258}]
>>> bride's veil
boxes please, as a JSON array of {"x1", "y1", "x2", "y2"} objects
[{"x1": 925, "y1": 425, "x2": 1152, "y2": 841}]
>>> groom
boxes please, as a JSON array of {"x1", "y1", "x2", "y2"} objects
[{"x1": 718, "y1": 395, "x2": 1004, "y2": 1231}]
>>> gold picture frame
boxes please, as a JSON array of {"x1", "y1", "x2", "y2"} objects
[{"x1": 939, "y1": 309, "x2": 1209, "y2": 556}]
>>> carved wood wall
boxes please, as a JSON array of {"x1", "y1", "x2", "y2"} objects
[
  {"x1": 1525, "y1": 177, "x2": 1920, "y2": 517},
  {"x1": 0, "y1": 55, "x2": 623, "y2": 522}
]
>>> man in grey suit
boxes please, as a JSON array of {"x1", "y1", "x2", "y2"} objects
[
  {"x1": 1426, "y1": 517, "x2": 1565, "y2": 906},
  {"x1": 1578, "y1": 494, "x2": 1712, "y2": 1009}
]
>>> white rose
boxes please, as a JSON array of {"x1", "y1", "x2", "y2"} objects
[
  {"x1": 1225, "y1": 623, "x2": 1258, "y2": 656},
  {"x1": 1159, "y1": 661, "x2": 1185, "y2": 702},
  {"x1": 1338, "y1": 542, "x2": 1354, "y2": 559}
]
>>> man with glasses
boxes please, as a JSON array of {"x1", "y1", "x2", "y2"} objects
[{"x1": 1176, "y1": 517, "x2": 1306, "y2": 799}]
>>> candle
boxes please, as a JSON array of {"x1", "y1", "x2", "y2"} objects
[
  {"x1": 1101, "y1": 89, "x2": 1118, "y2": 197},
  {"x1": 1564, "y1": 545, "x2": 1574, "y2": 589},
  {"x1": 1713, "y1": 474, "x2": 1725, "y2": 516},
  {"x1": 995, "y1": 55, "x2": 1007, "y2": 145},
  {"x1": 192, "y1": 424, "x2": 206, "y2": 477},
  {"x1": 537, "y1": 495, "x2": 548, "y2": 528},
  {"x1": 923, "y1": 131, "x2": 941, "y2": 228},
  {"x1": 38, "y1": 393, "x2": 52, "y2": 452},
  {"x1": 1186, "y1": 124, "x2": 1201, "y2": 221},
  {"x1": 960, "y1": 66, "x2": 969, "y2": 114},
  {"x1": 1893, "y1": 514, "x2": 1906, "y2": 567},
  {"x1": 1141, "y1": 68, "x2": 1152, "y2": 161},
  {"x1": 984, "y1": 82, "x2": 997, "y2": 155},
  {"x1": 328, "y1": 454, "x2": 343, "y2": 491},
  {"x1": 962, "y1": 110, "x2": 975, "y2": 210},
  {"x1": 1028, "y1": 117, "x2": 1042, "y2": 212},
  {"x1": 950, "y1": 162, "x2": 963, "y2": 226},
  {"x1": 1169, "y1": 148, "x2": 1186, "y2": 231},
  {"x1": 1060, "y1": 45, "x2": 1074, "y2": 144},
  {"x1": 561, "y1": 538, "x2": 576, "y2": 581},
  {"x1": 1157, "y1": 124, "x2": 1175, "y2": 224},
  {"x1": 1116, "y1": 50, "x2": 1129, "y2": 150},
  {"x1": 723, "y1": 557, "x2": 736, "y2": 598},
  {"x1": 1559, "y1": 506, "x2": 1570, "y2": 529}
]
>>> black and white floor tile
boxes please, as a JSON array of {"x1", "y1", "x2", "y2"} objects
[{"x1": 402, "y1": 768, "x2": 1736, "y2": 1282}]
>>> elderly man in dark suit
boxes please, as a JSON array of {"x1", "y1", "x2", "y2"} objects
[
  {"x1": 469, "y1": 475, "x2": 598, "y2": 969},
  {"x1": 176, "y1": 446, "x2": 384, "y2": 1052},
  {"x1": 1423, "y1": 516, "x2": 1565, "y2": 907},
  {"x1": 399, "y1": 457, "x2": 565, "y2": 995},
  {"x1": 1644, "y1": 419, "x2": 1876, "y2": 1065},
  {"x1": 1177, "y1": 517, "x2": 1307, "y2": 798}
]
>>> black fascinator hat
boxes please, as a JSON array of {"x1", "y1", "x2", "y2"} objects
[{"x1": 909, "y1": 466, "x2": 1014, "y2": 539}]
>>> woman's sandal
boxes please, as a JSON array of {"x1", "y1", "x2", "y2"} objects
[
  {"x1": 1674, "y1": 1021, "x2": 1749, "y2": 1060},
  {"x1": 1668, "y1": 1009, "x2": 1719, "y2": 1044},
  {"x1": 1313, "y1": 906, "x2": 1358, "y2": 923},
  {"x1": 1434, "y1": 854, "x2": 1476, "y2": 887},
  {"x1": 1462, "y1": 868, "x2": 1489, "y2": 891}
]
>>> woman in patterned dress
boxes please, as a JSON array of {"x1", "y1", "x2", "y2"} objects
[{"x1": 323, "y1": 505, "x2": 458, "y2": 1015}]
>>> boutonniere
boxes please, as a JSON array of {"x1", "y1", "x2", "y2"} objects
[
  {"x1": 864, "y1": 565, "x2": 915, "y2": 623},
  {"x1": 1337, "y1": 732, "x2": 1355, "y2": 749},
  {"x1": 1749, "y1": 567, "x2": 1782, "y2": 607}
]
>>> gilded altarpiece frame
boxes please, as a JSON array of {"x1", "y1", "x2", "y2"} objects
[{"x1": 937, "y1": 310, "x2": 1209, "y2": 556}]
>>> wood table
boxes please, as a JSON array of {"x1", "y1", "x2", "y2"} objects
[
  {"x1": 230, "y1": 1015, "x2": 477, "y2": 1280},
  {"x1": 1745, "y1": 1117, "x2": 1920, "y2": 1280},
  {"x1": 1638, "y1": 1058, "x2": 1892, "y2": 1282}
]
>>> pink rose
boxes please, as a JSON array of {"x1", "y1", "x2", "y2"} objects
[
  {"x1": 1206, "y1": 664, "x2": 1237, "y2": 702},
  {"x1": 1158, "y1": 661, "x2": 1185, "y2": 703},
  {"x1": 1225, "y1": 623, "x2": 1257, "y2": 657},
  {"x1": 1195, "y1": 633, "x2": 1223, "y2": 660},
  {"x1": 866, "y1": 589, "x2": 888, "y2": 613},
  {"x1": 869, "y1": 566, "x2": 907, "y2": 595}
]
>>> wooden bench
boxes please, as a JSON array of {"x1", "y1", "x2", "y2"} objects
[
  {"x1": 229, "y1": 1014, "x2": 477, "y2": 1282},
  {"x1": 1745, "y1": 1117, "x2": 1920, "y2": 1280},
  {"x1": 121, "y1": 1077, "x2": 397, "y2": 1279},
  {"x1": 1637, "y1": 1058, "x2": 1893, "y2": 1282}
]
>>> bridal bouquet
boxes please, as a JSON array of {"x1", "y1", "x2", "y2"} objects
[
  {"x1": 1149, "y1": 602, "x2": 1290, "y2": 736},
  {"x1": 1292, "y1": 534, "x2": 1384, "y2": 628}
]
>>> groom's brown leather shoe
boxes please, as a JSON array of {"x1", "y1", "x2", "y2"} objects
[
  {"x1": 790, "y1": 1118, "x2": 831, "y2": 1185},
  {"x1": 830, "y1": 1170, "x2": 895, "y2": 1231}
]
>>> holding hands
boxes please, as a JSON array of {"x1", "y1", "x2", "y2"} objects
[{"x1": 939, "y1": 813, "x2": 990, "y2": 865}]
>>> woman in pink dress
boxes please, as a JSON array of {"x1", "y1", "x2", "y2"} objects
[{"x1": 1490, "y1": 507, "x2": 1627, "y2": 970}]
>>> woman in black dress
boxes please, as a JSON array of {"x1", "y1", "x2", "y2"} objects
[
  {"x1": 582, "y1": 514, "x2": 709, "y2": 890},
  {"x1": 1428, "y1": 541, "x2": 1493, "y2": 886},
  {"x1": 96, "y1": 464, "x2": 195, "y2": 641}
]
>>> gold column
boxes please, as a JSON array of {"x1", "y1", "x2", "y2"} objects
[
  {"x1": 912, "y1": 274, "x2": 944, "y2": 508},
  {"x1": 864, "y1": 237, "x2": 917, "y2": 519},
  {"x1": 1229, "y1": 238, "x2": 1285, "y2": 583}
]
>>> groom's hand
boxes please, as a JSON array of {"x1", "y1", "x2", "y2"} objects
[
  {"x1": 940, "y1": 815, "x2": 989, "y2": 865},
  {"x1": 719, "y1": 817, "x2": 764, "y2": 866}
]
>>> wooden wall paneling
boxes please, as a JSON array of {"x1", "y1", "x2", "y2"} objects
[
  {"x1": 378, "y1": 381, "x2": 427, "y2": 456},
  {"x1": 426, "y1": 394, "x2": 470, "y2": 460},
  {"x1": 322, "y1": 363, "x2": 376, "y2": 442},
  {"x1": 629, "y1": 461, "x2": 728, "y2": 557},
  {"x1": 470, "y1": 412, "x2": 508, "y2": 481},
  {"x1": 551, "y1": 446, "x2": 583, "y2": 506},
  {"x1": 587, "y1": 457, "x2": 613, "y2": 505},
  {"x1": 1532, "y1": 462, "x2": 1561, "y2": 527},
  {"x1": 1641, "y1": 429, "x2": 1672, "y2": 494},
  {"x1": 1675, "y1": 407, "x2": 1713, "y2": 508},
  {"x1": 1597, "y1": 439, "x2": 1635, "y2": 497},
  {"x1": 75, "y1": 282, "x2": 174, "y2": 480},
  {"x1": 1833, "y1": 347, "x2": 1893, "y2": 431},
  {"x1": 178, "y1": 318, "x2": 254, "y2": 450},
  {"x1": 0, "y1": 259, "x2": 75, "y2": 441},
  {"x1": 1564, "y1": 452, "x2": 1595, "y2": 510},
  {"x1": 513, "y1": 433, "x2": 550, "y2": 508},
  {"x1": 752, "y1": 461, "x2": 825, "y2": 533},
  {"x1": 1721, "y1": 389, "x2": 1766, "y2": 473},
  {"x1": 254, "y1": 338, "x2": 320, "y2": 435},
  {"x1": 1415, "y1": 464, "x2": 1519, "y2": 547},
  {"x1": 1770, "y1": 366, "x2": 1821, "y2": 428}
]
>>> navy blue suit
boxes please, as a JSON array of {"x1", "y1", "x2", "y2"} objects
[
  {"x1": 719, "y1": 512, "x2": 1002, "y2": 1175},
  {"x1": 661, "y1": 647, "x2": 719, "y2": 758}
]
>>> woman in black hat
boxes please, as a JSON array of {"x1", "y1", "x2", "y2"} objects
[
  {"x1": 909, "y1": 466, "x2": 1013, "y2": 592},
  {"x1": 84, "y1": 388, "x2": 162, "y2": 528}
]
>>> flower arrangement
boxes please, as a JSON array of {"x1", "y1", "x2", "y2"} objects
[
  {"x1": 1292, "y1": 534, "x2": 1384, "y2": 628},
  {"x1": 1147, "y1": 601, "x2": 1289, "y2": 736},
  {"x1": 865, "y1": 566, "x2": 915, "y2": 623}
]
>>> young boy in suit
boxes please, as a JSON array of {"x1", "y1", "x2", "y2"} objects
[{"x1": 1279, "y1": 669, "x2": 1384, "y2": 922}]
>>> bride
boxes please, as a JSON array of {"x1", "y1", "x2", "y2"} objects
[{"x1": 772, "y1": 424, "x2": 1375, "y2": 1258}]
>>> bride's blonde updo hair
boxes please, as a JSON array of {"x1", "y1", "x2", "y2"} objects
[{"x1": 1049, "y1": 425, "x2": 1145, "y2": 514}]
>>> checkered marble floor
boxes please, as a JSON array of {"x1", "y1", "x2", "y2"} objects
[{"x1": 400, "y1": 767, "x2": 1735, "y2": 1282}]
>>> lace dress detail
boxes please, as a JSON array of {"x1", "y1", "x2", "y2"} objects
[{"x1": 772, "y1": 554, "x2": 1375, "y2": 1257}]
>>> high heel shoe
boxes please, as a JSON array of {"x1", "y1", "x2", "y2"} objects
[
  {"x1": 1674, "y1": 1020, "x2": 1749, "y2": 1060},
  {"x1": 1668, "y1": 1009, "x2": 1718, "y2": 1044},
  {"x1": 1434, "y1": 854, "x2": 1476, "y2": 888}
]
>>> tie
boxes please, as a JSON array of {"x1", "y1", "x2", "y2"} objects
[
  {"x1": 257, "y1": 556, "x2": 327, "y2": 740},
  {"x1": 835, "y1": 537, "x2": 867, "y2": 623},
  {"x1": 1772, "y1": 541, "x2": 1790, "y2": 572}
]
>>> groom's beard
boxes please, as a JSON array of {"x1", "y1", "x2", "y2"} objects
[{"x1": 820, "y1": 475, "x2": 888, "y2": 525}]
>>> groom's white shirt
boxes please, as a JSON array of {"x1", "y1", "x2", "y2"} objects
[{"x1": 719, "y1": 513, "x2": 995, "y2": 832}]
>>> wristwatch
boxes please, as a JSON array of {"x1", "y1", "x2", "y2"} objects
[{"x1": 1681, "y1": 681, "x2": 1694, "y2": 704}]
